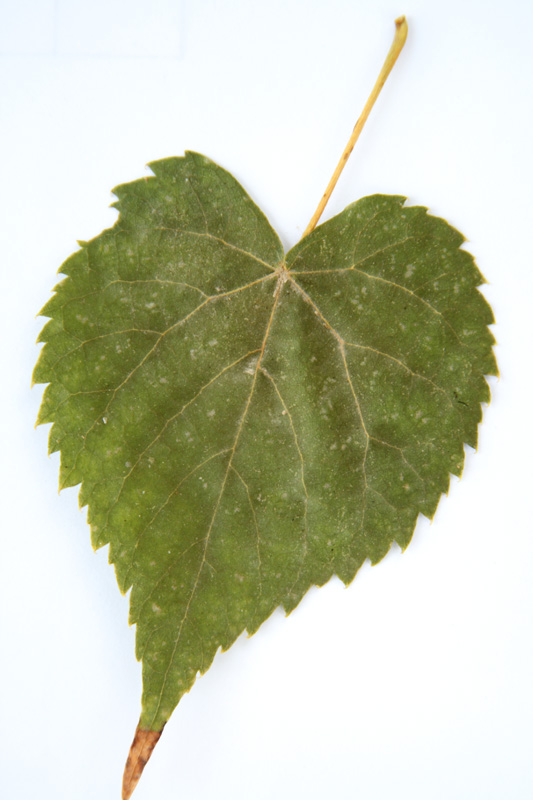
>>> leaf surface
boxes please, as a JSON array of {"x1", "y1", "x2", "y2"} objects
[{"x1": 34, "y1": 152, "x2": 496, "y2": 743}]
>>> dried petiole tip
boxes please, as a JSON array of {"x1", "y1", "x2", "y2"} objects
[{"x1": 122, "y1": 725, "x2": 163, "y2": 800}]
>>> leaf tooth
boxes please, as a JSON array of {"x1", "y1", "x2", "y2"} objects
[
  {"x1": 147, "y1": 153, "x2": 186, "y2": 176},
  {"x1": 111, "y1": 175, "x2": 155, "y2": 201},
  {"x1": 32, "y1": 347, "x2": 50, "y2": 386},
  {"x1": 147, "y1": 151, "x2": 197, "y2": 180}
]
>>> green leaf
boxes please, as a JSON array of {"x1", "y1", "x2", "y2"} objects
[{"x1": 33, "y1": 151, "x2": 496, "y2": 776}]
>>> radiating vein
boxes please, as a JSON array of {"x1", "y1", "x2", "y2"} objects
[
  {"x1": 107, "y1": 278, "x2": 209, "y2": 297},
  {"x1": 288, "y1": 274, "x2": 450, "y2": 400},
  {"x1": 290, "y1": 262, "x2": 464, "y2": 347},
  {"x1": 147, "y1": 278, "x2": 285, "y2": 726},
  {"x1": 340, "y1": 341, "x2": 369, "y2": 531},
  {"x1": 156, "y1": 227, "x2": 277, "y2": 272},
  {"x1": 122, "y1": 449, "x2": 232, "y2": 590},
  {"x1": 344, "y1": 341, "x2": 450, "y2": 400},
  {"x1": 101, "y1": 350, "x2": 262, "y2": 537},
  {"x1": 260, "y1": 366, "x2": 309, "y2": 590},
  {"x1": 60, "y1": 274, "x2": 276, "y2": 485}
]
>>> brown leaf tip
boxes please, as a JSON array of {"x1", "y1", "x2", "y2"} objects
[{"x1": 122, "y1": 725, "x2": 163, "y2": 800}]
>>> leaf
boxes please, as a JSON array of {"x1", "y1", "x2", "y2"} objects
[{"x1": 33, "y1": 151, "x2": 497, "y2": 794}]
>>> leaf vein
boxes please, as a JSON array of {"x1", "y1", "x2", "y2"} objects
[
  {"x1": 260, "y1": 367, "x2": 309, "y2": 593},
  {"x1": 121, "y1": 449, "x2": 233, "y2": 590},
  {"x1": 147, "y1": 278, "x2": 284, "y2": 726},
  {"x1": 156, "y1": 227, "x2": 277, "y2": 272},
  {"x1": 344, "y1": 341, "x2": 450, "y2": 399},
  {"x1": 230, "y1": 466, "x2": 263, "y2": 596},
  {"x1": 101, "y1": 350, "x2": 262, "y2": 538},
  {"x1": 59, "y1": 275, "x2": 275, "y2": 485}
]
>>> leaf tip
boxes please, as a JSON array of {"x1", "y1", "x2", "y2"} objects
[{"x1": 122, "y1": 725, "x2": 163, "y2": 800}]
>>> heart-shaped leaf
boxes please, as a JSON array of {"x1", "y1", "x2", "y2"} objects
[{"x1": 33, "y1": 151, "x2": 496, "y2": 792}]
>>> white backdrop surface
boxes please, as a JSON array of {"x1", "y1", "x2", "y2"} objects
[{"x1": 1, "y1": 1, "x2": 532, "y2": 799}]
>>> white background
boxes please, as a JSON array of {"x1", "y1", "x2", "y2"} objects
[{"x1": 1, "y1": 1, "x2": 532, "y2": 798}]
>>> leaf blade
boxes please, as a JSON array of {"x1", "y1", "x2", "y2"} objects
[{"x1": 34, "y1": 156, "x2": 496, "y2": 787}]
